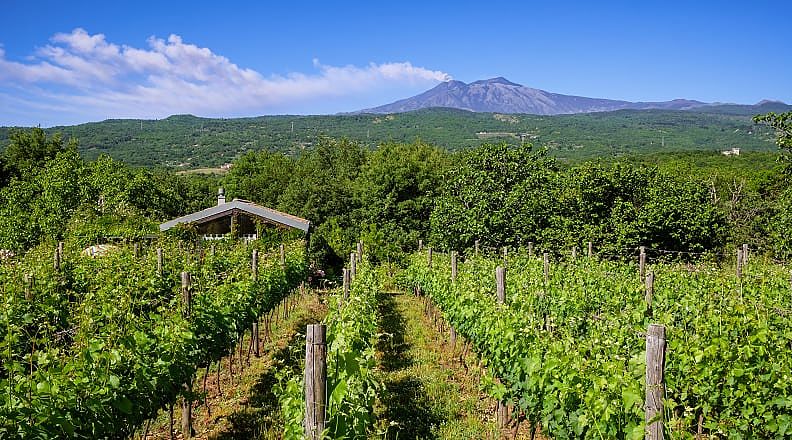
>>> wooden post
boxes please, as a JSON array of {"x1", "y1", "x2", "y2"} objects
[
  {"x1": 736, "y1": 248, "x2": 743, "y2": 278},
  {"x1": 305, "y1": 324, "x2": 327, "y2": 440},
  {"x1": 588, "y1": 241, "x2": 593, "y2": 258},
  {"x1": 427, "y1": 247, "x2": 433, "y2": 268},
  {"x1": 357, "y1": 241, "x2": 363, "y2": 261},
  {"x1": 639, "y1": 249, "x2": 647, "y2": 281},
  {"x1": 252, "y1": 249, "x2": 260, "y2": 357},
  {"x1": 134, "y1": 243, "x2": 140, "y2": 258},
  {"x1": 451, "y1": 251, "x2": 458, "y2": 282},
  {"x1": 280, "y1": 244, "x2": 286, "y2": 268},
  {"x1": 645, "y1": 272, "x2": 654, "y2": 317},
  {"x1": 496, "y1": 266, "x2": 506, "y2": 304},
  {"x1": 53, "y1": 247, "x2": 60, "y2": 271},
  {"x1": 57, "y1": 241, "x2": 64, "y2": 261},
  {"x1": 543, "y1": 253, "x2": 549, "y2": 284},
  {"x1": 418, "y1": 239, "x2": 423, "y2": 251},
  {"x1": 474, "y1": 239, "x2": 479, "y2": 255},
  {"x1": 502, "y1": 246, "x2": 508, "y2": 258},
  {"x1": 646, "y1": 324, "x2": 666, "y2": 440},
  {"x1": 157, "y1": 248, "x2": 163, "y2": 276},
  {"x1": 343, "y1": 269, "x2": 350, "y2": 300},
  {"x1": 528, "y1": 242, "x2": 534, "y2": 258},
  {"x1": 181, "y1": 271, "x2": 192, "y2": 318},
  {"x1": 24, "y1": 273, "x2": 33, "y2": 301},
  {"x1": 350, "y1": 252, "x2": 357, "y2": 279},
  {"x1": 742, "y1": 243, "x2": 748, "y2": 266},
  {"x1": 572, "y1": 246, "x2": 577, "y2": 260},
  {"x1": 181, "y1": 271, "x2": 193, "y2": 438}
]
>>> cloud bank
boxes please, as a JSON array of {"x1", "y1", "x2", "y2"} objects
[{"x1": 0, "y1": 28, "x2": 451, "y2": 125}]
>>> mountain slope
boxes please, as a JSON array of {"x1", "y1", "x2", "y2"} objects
[
  {"x1": 0, "y1": 108, "x2": 780, "y2": 168},
  {"x1": 360, "y1": 77, "x2": 783, "y2": 115}
]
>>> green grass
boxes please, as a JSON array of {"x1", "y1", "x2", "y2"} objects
[{"x1": 373, "y1": 291, "x2": 502, "y2": 439}]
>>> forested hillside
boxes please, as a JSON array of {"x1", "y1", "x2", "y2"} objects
[{"x1": 0, "y1": 108, "x2": 780, "y2": 167}]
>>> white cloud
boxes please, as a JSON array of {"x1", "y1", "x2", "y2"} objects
[{"x1": 0, "y1": 28, "x2": 452, "y2": 124}]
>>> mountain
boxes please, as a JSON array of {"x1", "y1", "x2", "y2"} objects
[{"x1": 359, "y1": 77, "x2": 785, "y2": 115}]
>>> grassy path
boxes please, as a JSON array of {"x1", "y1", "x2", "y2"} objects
[{"x1": 373, "y1": 291, "x2": 504, "y2": 439}]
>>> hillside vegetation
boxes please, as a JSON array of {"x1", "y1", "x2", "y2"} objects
[{"x1": 0, "y1": 108, "x2": 779, "y2": 167}]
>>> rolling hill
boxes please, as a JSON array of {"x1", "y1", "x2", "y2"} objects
[{"x1": 0, "y1": 107, "x2": 783, "y2": 168}]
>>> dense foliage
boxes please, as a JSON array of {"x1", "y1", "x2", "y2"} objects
[
  {"x1": 429, "y1": 143, "x2": 726, "y2": 256},
  {"x1": 0, "y1": 128, "x2": 220, "y2": 252},
  {"x1": 278, "y1": 258, "x2": 381, "y2": 439},
  {"x1": 0, "y1": 239, "x2": 306, "y2": 438},
  {"x1": 400, "y1": 250, "x2": 792, "y2": 438}
]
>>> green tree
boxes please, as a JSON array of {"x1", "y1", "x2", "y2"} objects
[
  {"x1": 3, "y1": 128, "x2": 76, "y2": 177},
  {"x1": 278, "y1": 137, "x2": 366, "y2": 271},
  {"x1": 357, "y1": 141, "x2": 450, "y2": 261},
  {"x1": 754, "y1": 111, "x2": 792, "y2": 151},
  {"x1": 430, "y1": 143, "x2": 556, "y2": 251},
  {"x1": 223, "y1": 150, "x2": 294, "y2": 207}
]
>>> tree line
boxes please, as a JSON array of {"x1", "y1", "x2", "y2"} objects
[{"x1": 1, "y1": 110, "x2": 790, "y2": 271}]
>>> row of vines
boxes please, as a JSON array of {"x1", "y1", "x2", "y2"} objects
[
  {"x1": 279, "y1": 257, "x2": 381, "y2": 439},
  {"x1": 0, "y1": 240, "x2": 306, "y2": 438},
  {"x1": 399, "y1": 250, "x2": 792, "y2": 439}
]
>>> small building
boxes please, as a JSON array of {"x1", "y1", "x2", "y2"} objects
[
  {"x1": 722, "y1": 148, "x2": 741, "y2": 156},
  {"x1": 159, "y1": 188, "x2": 310, "y2": 241}
]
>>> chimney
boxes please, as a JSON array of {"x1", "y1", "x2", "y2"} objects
[{"x1": 217, "y1": 187, "x2": 226, "y2": 206}]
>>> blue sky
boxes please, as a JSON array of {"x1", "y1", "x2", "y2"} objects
[{"x1": 1, "y1": 0, "x2": 790, "y2": 126}]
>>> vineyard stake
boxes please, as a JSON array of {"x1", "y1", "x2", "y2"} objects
[
  {"x1": 419, "y1": 239, "x2": 423, "y2": 251},
  {"x1": 475, "y1": 239, "x2": 480, "y2": 255},
  {"x1": 134, "y1": 243, "x2": 140, "y2": 259},
  {"x1": 503, "y1": 246, "x2": 508, "y2": 258},
  {"x1": 588, "y1": 241, "x2": 593, "y2": 258},
  {"x1": 572, "y1": 246, "x2": 577, "y2": 260},
  {"x1": 639, "y1": 249, "x2": 647, "y2": 281},
  {"x1": 181, "y1": 271, "x2": 193, "y2": 438},
  {"x1": 646, "y1": 324, "x2": 666, "y2": 440},
  {"x1": 543, "y1": 253, "x2": 549, "y2": 285},
  {"x1": 305, "y1": 324, "x2": 327, "y2": 440},
  {"x1": 157, "y1": 248, "x2": 163, "y2": 276},
  {"x1": 280, "y1": 244, "x2": 286, "y2": 268},
  {"x1": 528, "y1": 242, "x2": 534, "y2": 258},
  {"x1": 428, "y1": 247, "x2": 433, "y2": 268},
  {"x1": 645, "y1": 272, "x2": 654, "y2": 317},
  {"x1": 742, "y1": 243, "x2": 748, "y2": 265},
  {"x1": 496, "y1": 266, "x2": 506, "y2": 304},
  {"x1": 451, "y1": 251, "x2": 458, "y2": 282},
  {"x1": 24, "y1": 273, "x2": 33, "y2": 301},
  {"x1": 252, "y1": 250, "x2": 260, "y2": 357},
  {"x1": 736, "y1": 249, "x2": 743, "y2": 278},
  {"x1": 343, "y1": 268, "x2": 351, "y2": 301},
  {"x1": 357, "y1": 241, "x2": 363, "y2": 261},
  {"x1": 350, "y1": 252, "x2": 357, "y2": 279},
  {"x1": 53, "y1": 247, "x2": 60, "y2": 271}
]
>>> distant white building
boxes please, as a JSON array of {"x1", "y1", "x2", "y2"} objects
[{"x1": 722, "y1": 148, "x2": 741, "y2": 156}]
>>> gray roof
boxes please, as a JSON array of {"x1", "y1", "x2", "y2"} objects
[{"x1": 159, "y1": 199, "x2": 310, "y2": 233}]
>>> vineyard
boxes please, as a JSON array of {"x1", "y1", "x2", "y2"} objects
[
  {"x1": 0, "y1": 239, "x2": 307, "y2": 438},
  {"x1": 3, "y1": 236, "x2": 792, "y2": 439},
  {"x1": 399, "y1": 246, "x2": 792, "y2": 439}
]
